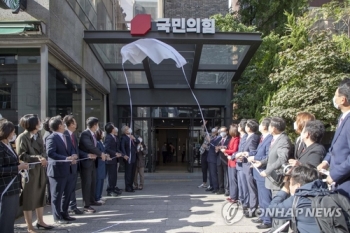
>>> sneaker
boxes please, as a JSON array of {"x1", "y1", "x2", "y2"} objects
[
  {"x1": 198, "y1": 183, "x2": 208, "y2": 188},
  {"x1": 100, "y1": 197, "x2": 107, "y2": 201},
  {"x1": 96, "y1": 200, "x2": 105, "y2": 204}
]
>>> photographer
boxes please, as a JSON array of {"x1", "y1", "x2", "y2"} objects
[
  {"x1": 289, "y1": 120, "x2": 326, "y2": 168},
  {"x1": 254, "y1": 117, "x2": 291, "y2": 233},
  {"x1": 267, "y1": 164, "x2": 327, "y2": 233}
]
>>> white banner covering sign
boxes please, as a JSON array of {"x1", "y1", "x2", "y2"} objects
[{"x1": 121, "y1": 38, "x2": 187, "y2": 67}]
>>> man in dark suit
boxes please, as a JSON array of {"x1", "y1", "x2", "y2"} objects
[
  {"x1": 289, "y1": 120, "x2": 326, "y2": 168},
  {"x1": 206, "y1": 128, "x2": 220, "y2": 193},
  {"x1": 233, "y1": 119, "x2": 248, "y2": 210},
  {"x1": 104, "y1": 123, "x2": 127, "y2": 196},
  {"x1": 248, "y1": 118, "x2": 273, "y2": 230},
  {"x1": 256, "y1": 117, "x2": 291, "y2": 233},
  {"x1": 120, "y1": 125, "x2": 138, "y2": 192},
  {"x1": 318, "y1": 78, "x2": 350, "y2": 199},
  {"x1": 216, "y1": 126, "x2": 231, "y2": 195},
  {"x1": 79, "y1": 117, "x2": 107, "y2": 213},
  {"x1": 46, "y1": 116, "x2": 78, "y2": 224},
  {"x1": 238, "y1": 119, "x2": 260, "y2": 217},
  {"x1": 63, "y1": 115, "x2": 84, "y2": 215}
]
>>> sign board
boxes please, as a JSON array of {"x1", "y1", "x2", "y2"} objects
[{"x1": 156, "y1": 18, "x2": 215, "y2": 34}]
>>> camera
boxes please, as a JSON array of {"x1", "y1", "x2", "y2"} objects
[{"x1": 281, "y1": 163, "x2": 293, "y2": 176}]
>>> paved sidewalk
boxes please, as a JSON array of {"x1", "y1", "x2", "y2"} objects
[{"x1": 15, "y1": 171, "x2": 269, "y2": 233}]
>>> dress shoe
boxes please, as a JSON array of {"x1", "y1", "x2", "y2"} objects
[
  {"x1": 224, "y1": 191, "x2": 230, "y2": 196},
  {"x1": 54, "y1": 220, "x2": 69, "y2": 225},
  {"x1": 216, "y1": 190, "x2": 225, "y2": 195},
  {"x1": 251, "y1": 218, "x2": 263, "y2": 224},
  {"x1": 244, "y1": 211, "x2": 256, "y2": 218},
  {"x1": 125, "y1": 189, "x2": 135, "y2": 192},
  {"x1": 91, "y1": 201, "x2": 102, "y2": 206},
  {"x1": 70, "y1": 208, "x2": 83, "y2": 215},
  {"x1": 107, "y1": 192, "x2": 118, "y2": 197},
  {"x1": 63, "y1": 216, "x2": 76, "y2": 221},
  {"x1": 84, "y1": 206, "x2": 96, "y2": 213},
  {"x1": 257, "y1": 223, "x2": 272, "y2": 229},
  {"x1": 36, "y1": 223, "x2": 54, "y2": 229},
  {"x1": 115, "y1": 187, "x2": 122, "y2": 192},
  {"x1": 69, "y1": 208, "x2": 84, "y2": 215},
  {"x1": 211, "y1": 189, "x2": 219, "y2": 193},
  {"x1": 205, "y1": 187, "x2": 214, "y2": 192}
]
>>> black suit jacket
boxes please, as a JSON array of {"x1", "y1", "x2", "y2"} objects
[
  {"x1": 79, "y1": 130, "x2": 103, "y2": 168},
  {"x1": 120, "y1": 134, "x2": 139, "y2": 164},
  {"x1": 216, "y1": 136, "x2": 231, "y2": 166},
  {"x1": 294, "y1": 137, "x2": 305, "y2": 160},
  {"x1": 104, "y1": 134, "x2": 121, "y2": 165},
  {"x1": 46, "y1": 132, "x2": 76, "y2": 177},
  {"x1": 298, "y1": 142, "x2": 326, "y2": 168},
  {"x1": 0, "y1": 142, "x2": 21, "y2": 196}
]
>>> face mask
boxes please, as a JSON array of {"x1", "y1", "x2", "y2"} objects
[
  {"x1": 220, "y1": 132, "x2": 227, "y2": 137},
  {"x1": 38, "y1": 123, "x2": 43, "y2": 131},
  {"x1": 9, "y1": 134, "x2": 16, "y2": 142},
  {"x1": 293, "y1": 122, "x2": 298, "y2": 131},
  {"x1": 333, "y1": 96, "x2": 339, "y2": 109},
  {"x1": 128, "y1": 128, "x2": 132, "y2": 134},
  {"x1": 258, "y1": 125, "x2": 263, "y2": 132}
]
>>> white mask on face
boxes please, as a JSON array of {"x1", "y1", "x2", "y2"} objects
[
  {"x1": 293, "y1": 122, "x2": 298, "y2": 131},
  {"x1": 220, "y1": 132, "x2": 227, "y2": 137},
  {"x1": 9, "y1": 134, "x2": 16, "y2": 142},
  {"x1": 128, "y1": 128, "x2": 132, "y2": 134},
  {"x1": 258, "y1": 125, "x2": 263, "y2": 132},
  {"x1": 38, "y1": 123, "x2": 43, "y2": 131},
  {"x1": 333, "y1": 96, "x2": 339, "y2": 109}
]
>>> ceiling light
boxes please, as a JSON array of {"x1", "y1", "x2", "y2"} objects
[
  {"x1": 162, "y1": 120, "x2": 164, "y2": 123},
  {"x1": 74, "y1": 85, "x2": 77, "y2": 91},
  {"x1": 90, "y1": 95, "x2": 93, "y2": 101},
  {"x1": 64, "y1": 78, "x2": 67, "y2": 85}
]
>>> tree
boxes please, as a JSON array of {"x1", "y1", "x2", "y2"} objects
[
  {"x1": 264, "y1": 8, "x2": 350, "y2": 130},
  {"x1": 212, "y1": 13, "x2": 280, "y2": 120},
  {"x1": 233, "y1": 0, "x2": 309, "y2": 35}
]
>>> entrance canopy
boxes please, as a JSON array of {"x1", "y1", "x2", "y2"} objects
[{"x1": 83, "y1": 31, "x2": 262, "y2": 89}]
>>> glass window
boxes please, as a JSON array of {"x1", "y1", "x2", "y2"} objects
[
  {"x1": 0, "y1": 48, "x2": 41, "y2": 133},
  {"x1": 200, "y1": 44, "x2": 249, "y2": 66},
  {"x1": 118, "y1": 106, "x2": 150, "y2": 118},
  {"x1": 109, "y1": 71, "x2": 148, "y2": 85},
  {"x1": 195, "y1": 72, "x2": 234, "y2": 86},
  {"x1": 48, "y1": 54, "x2": 83, "y2": 135},
  {"x1": 85, "y1": 82, "x2": 105, "y2": 129}
]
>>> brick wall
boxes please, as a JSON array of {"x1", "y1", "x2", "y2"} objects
[{"x1": 164, "y1": 0, "x2": 228, "y2": 18}]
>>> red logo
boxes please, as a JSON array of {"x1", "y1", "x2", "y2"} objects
[{"x1": 130, "y1": 14, "x2": 151, "y2": 36}]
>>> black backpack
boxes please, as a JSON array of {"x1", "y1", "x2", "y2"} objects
[{"x1": 310, "y1": 193, "x2": 350, "y2": 233}]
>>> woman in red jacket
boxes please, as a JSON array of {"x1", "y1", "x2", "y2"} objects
[{"x1": 222, "y1": 124, "x2": 240, "y2": 203}]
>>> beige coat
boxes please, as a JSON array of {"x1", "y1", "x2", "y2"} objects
[{"x1": 16, "y1": 131, "x2": 47, "y2": 210}]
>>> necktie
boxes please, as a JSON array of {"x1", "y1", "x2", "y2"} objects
[
  {"x1": 221, "y1": 138, "x2": 225, "y2": 145},
  {"x1": 71, "y1": 134, "x2": 75, "y2": 147},
  {"x1": 93, "y1": 134, "x2": 97, "y2": 147}
]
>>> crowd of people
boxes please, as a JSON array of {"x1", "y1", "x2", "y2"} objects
[
  {"x1": 0, "y1": 115, "x2": 147, "y2": 233},
  {"x1": 197, "y1": 78, "x2": 350, "y2": 233}
]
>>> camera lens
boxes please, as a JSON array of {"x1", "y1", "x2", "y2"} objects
[{"x1": 282, "y1": 163, "x2": 293, "y2": 176}]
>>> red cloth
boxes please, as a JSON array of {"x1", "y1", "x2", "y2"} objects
[{"x1": 224, "y1": 137, "x2": 240, "y2": 168}]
